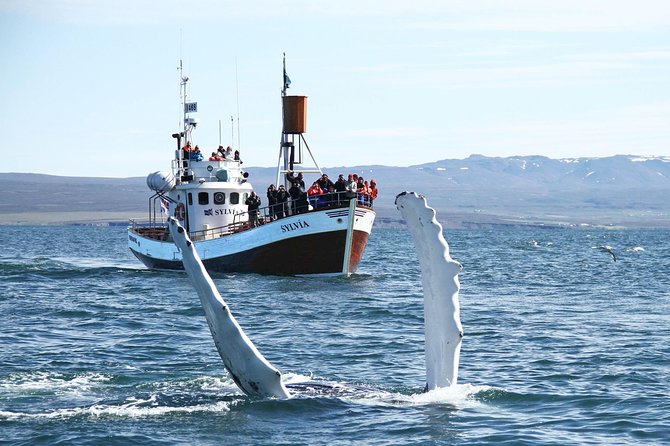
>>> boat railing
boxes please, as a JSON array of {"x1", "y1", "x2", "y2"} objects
[
  {"x1": 230, "y1": 191, "x2": 373, "y2": 229},
  {"x1": 128, "y1": 218, "x2": 171, "y2": 241},
  {"x1": 130, "y1": 190, "x2": 374, "y2": 242},
  {"x1": 171, "y1": 157, "x2": 244, "y2": 184}
]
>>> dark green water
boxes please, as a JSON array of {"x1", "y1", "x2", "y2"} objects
[{"x1": 1, "y1": 225, "x2": 668, "y2": 445}]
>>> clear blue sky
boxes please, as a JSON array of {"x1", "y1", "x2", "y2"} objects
[{"x1": 2, "y1": 1, "x2": 669, "y2": 177}]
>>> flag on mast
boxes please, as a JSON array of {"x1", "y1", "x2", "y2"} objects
[
  {"x1": 283, "y1": 67, "x2": 291, "y2": 90},
  {"x1": 283, "y1": 52, "x2": 291, "y2": 91}
]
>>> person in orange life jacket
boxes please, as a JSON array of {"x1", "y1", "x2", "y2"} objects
[
  {"x1": 307, "y1": 181, "x2": 324, "y2": 209},
  {"x1": 369, "y1": 179, "x2": 378, "y2": 206},
  {"x1": 356, "y1": 177, "x2": 367, "y2": 205},
  {"x1": 209, "y1": 152, "x2": 223, "y2": 161},
  {"x1": 182, "y1": 141, "x2": 192, "y2": 168},
  {"x1": 363, "y1": 180, "x2": 373, "y2": 206}
]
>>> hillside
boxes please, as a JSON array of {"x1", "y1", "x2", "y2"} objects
[{"x1": 1, "y1": 155, "x2": 668, "y2": 228}]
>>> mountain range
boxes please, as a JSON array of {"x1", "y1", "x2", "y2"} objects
[{"x1": 1, "y1": 155, "x2": 668, "y2": 228}]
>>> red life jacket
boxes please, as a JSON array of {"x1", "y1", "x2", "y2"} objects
[{"x1": 307, "y1": 184, "x2": 323, "y2": 196}]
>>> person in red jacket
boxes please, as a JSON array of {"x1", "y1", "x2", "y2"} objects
[
  {"x1": 369, "y1": 180, "x2": 378, "y2": 206},
  {"x1": 307, "y1": 181, "x2": 324, "y2": 209}
]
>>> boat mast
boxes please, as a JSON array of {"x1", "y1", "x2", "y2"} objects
[
  {"x1": 276, "y1": 53, "x2": 322, "y2": 188},
  {"x1": 179, "y1": 60, "x2": 190, "y2": 143}
]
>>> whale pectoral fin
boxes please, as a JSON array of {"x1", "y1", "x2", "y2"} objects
[
  {"x1": 169, "y1": 217, "x2": 291, "y2": 399},
  {"x1": 396, "y1": 192, "x2": 463, "y2": 390}
]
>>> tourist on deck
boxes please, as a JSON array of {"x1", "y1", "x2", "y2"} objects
[
  {"x1": 296, "y1": 187, "x2": 309, "y2": 214},
  {"x1": 345, "y1": 174, "x2": 357, "y2": 199},
  {"x1": 357, "y1": 177, "x2": 367, "y2": 205},
  {"x1": 182, "y1": 141, "x2": 192, "y2": 168},
  {"x1": 209, "y1": 152, "x2": 223, "y2": 161},
  {"x1": 316, "y1": 174, "x2": 334, "y2": 192},
  {"x1": 369, "y1": 180, "x2": 378, "y2": 206},
  {"x1": 267, "y1": 184, "x2": 278, "y2": 220},
  {"x1": 307, "y1": 181, "x2": 324, "y2": 209},
  {"x1": 286, "y1": 171, "x2": 305, "y2": 188},
  {"x1": 326, "y1": 184, "x2": 337, "y2": 207},
  {"x1": 334, "y1": 174, "x2": 347, "y2": 205},
  {"x1": 364, "y1": 180, "x2": 372, "y2": 206},
  {"x1": 234, "y1": 150, "x2": 242, "y2": 163},
  {"x1": 288, "y1": 181, "x2": 303, "y2": 215},
  {"x1": 217, "y1": 145, "x2": 227, "y2": 159},
  {"x1": 225, "y1": 146, "x2": 233, "y2": 159},
  {"x1": 245, "y1": 191, "x2": 261, "y2": 227},
  {"x1": 276, "y1": 185, "x2": 289, "y2": 218},
  {"x1": 190, "y1": 145, "x2": 203, "y2": 162}
]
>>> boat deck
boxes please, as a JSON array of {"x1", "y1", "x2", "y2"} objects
[{"x1": 129, "y1": 195, "x2": 374, "y2": 243}]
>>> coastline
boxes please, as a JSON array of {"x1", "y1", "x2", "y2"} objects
[
  {"x1": 2, "y1": 210, "x2": 668, "y2": 230},
  {"x1": 0, "y1": 211, "x2": 134, "y2": 226}
]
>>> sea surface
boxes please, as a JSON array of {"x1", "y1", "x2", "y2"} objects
[{"x1": 0, "y1": 224, "x2": 669, "y2": 445}]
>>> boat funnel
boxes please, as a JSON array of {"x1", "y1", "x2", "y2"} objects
[{"x1": 282, "y1": 95, "x2": 307, "y2": 134}]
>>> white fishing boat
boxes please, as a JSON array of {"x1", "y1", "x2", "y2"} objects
[{"x1": 128, "y1": 58, "x2": 375, "y2": 275}]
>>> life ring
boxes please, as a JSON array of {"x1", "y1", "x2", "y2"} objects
[{"x1": 174, "y1": 203, "x2": 186, "y2": 221}]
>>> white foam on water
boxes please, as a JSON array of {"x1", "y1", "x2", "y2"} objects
[
  {"x1": 0, "y1": 399, "x2": 232, "y2": 420},
  {"x1": 406, "y1": 383, "x2": 492, "y2": 408},
  {"x1": 283, "y1": 373, "x2": 491, "y2": 410},
  {"x1": 144, "y1": 375, "x2": 240, "y2": 395},
  {"x1": 0, "y1": 371, "x2": 111, "y2": 396},
  {"x1": 52, "y1": 256, "x2": 146, "y2": 270}
]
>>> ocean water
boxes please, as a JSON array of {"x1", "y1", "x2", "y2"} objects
[{"x1": 0, "y1": 224, "x2": 669, "y2": 445}]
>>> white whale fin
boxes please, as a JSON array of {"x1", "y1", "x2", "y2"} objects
[
  {"x1": 168, "y1": 217, "x2": 291, "y2": 398},
  {"x1": 395, "y1": 192, "x2": 464, "y2": 390}
]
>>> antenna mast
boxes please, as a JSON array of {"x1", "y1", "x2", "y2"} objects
[{"x1": 235, "y1": 57, "x2": 241, "y2": 150}]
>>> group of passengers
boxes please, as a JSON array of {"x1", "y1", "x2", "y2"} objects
[
  {"x1": 181, "y1": 141, "x2": 203, "y2": 162},
  {"x1": 258, "y1": 171, "x2": 379, "y2": 222},
  {"x1": 208, "y1": 145, "x2": 242, "y2": 163},
  {"x1": 182, "y1": 142, "x2": 242, "y2": 163}
]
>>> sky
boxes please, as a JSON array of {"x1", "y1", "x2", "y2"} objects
[{"x1": 1, "y1": 0, "x2": 669, "y2": 177}]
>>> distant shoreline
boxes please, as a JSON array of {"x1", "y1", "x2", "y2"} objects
[
  {"x1": 3, "y1": 211, "x2": 668, "y2": 230},
  {"x1": 0, "y1": 212, "x2": 135, "y2": 226}
]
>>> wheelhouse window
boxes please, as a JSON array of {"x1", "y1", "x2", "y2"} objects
[
  {"x1": 214, "y1": 192, "x2": 226, "y2": 205},
  {"x1": 198, "y1": 192, "x2": 209, "y2": 205},
  {"x1": 230, "y1": 192, "x2": 239, "y2": 204}
]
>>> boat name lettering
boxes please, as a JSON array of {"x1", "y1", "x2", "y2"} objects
[
  {"x1": 129, "y1": 235, "x2": 138, "y2": 244},
  {"x1": 281, "y1": 220, "x2": 310, "y2": 233},
  {"x1": 211, "y1": 208, "x2": 241, "y2": 216}
]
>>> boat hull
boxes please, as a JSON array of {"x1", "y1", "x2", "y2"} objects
[{"x1": 129, "y1": 206, "x2": 374, "y2": 276}]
